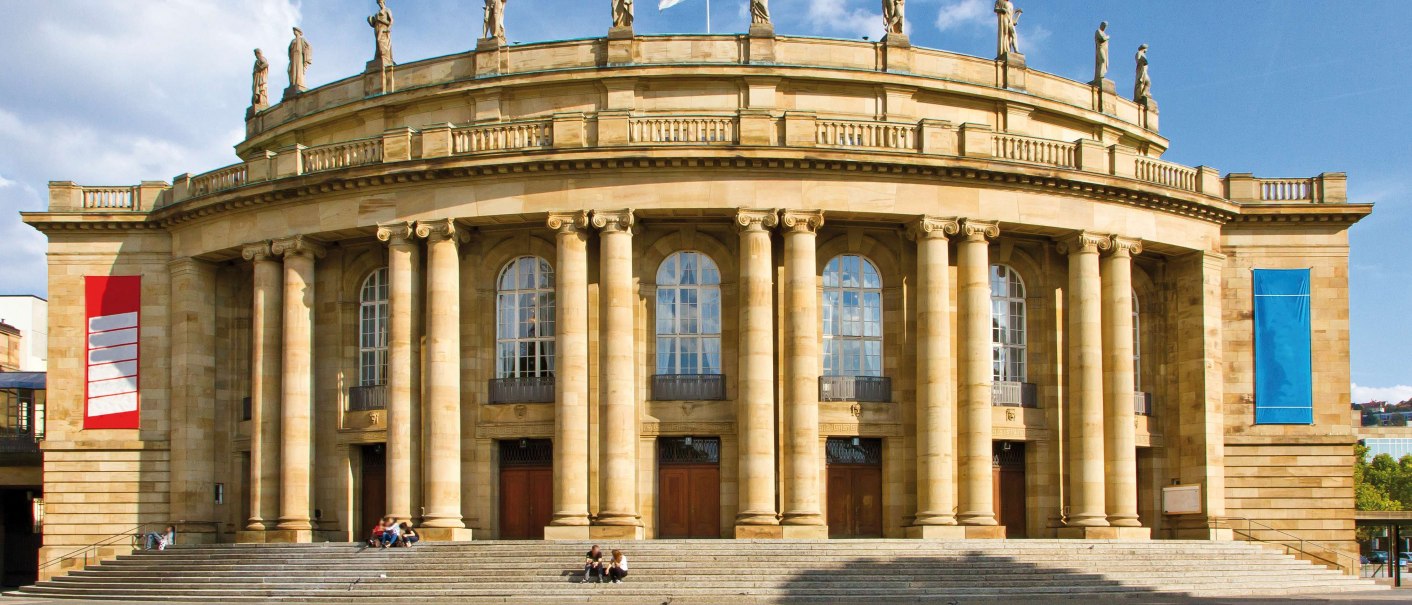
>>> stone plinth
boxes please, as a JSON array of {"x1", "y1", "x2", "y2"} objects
[
  {"x1": 589, "y1": 525, "x2": 645, "y2": 540},
  {"x1": 998, "y1": 51, "x2": 1026, "y2": 91},
  {"x1": 779, "y1": 525, "x2": 829, "y2": 539},
  {"x1": 1058, "y1": 526, "x2": 1151, "y2": 540},
  {"x1": 475, "y1": 37, "x2": 503, "y2": 78},
  {"x1": 735, "y1": 525, "x2": 786, "y2": 539},
  {"x1": 747, "y1": 25, "x2": 775, "y2": 64},
  {"x1": 263, "y1": 529, "x2": 313, "y2": 544},
  {"x1": 419, "y1": 528, "x2": 474, "y2": 542},
  {"x1": 606, "y1": 27, "x2": 634, "y2": 65},
  {"x1": 882, "y1": 33, "x2": 911, "y2": 73}
]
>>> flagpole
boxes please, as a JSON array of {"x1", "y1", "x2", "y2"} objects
[{"x1": 706, "y1": 0, "x2": 711, "y2": 34}]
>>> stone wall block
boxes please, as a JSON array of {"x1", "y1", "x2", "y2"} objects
[
  {"x1": 381, "y1": 127, "x2": 414, "y2": 163},
  {"x1": 958, "y1": 123, "x2": 994, "y2": 158},
  {"x1": 552, "y1": 113, "x2": 587, "y2": 149},
  {"x1": 1075, "y1": 139, "x2": 1107, "y2": 174},
  {"x1": 1109, "y1": 145, "x2": 1137, "y2": 179},
  {"x1": 420, "y1": 124, "x2": 454, "y2": 159},
  {"x1": 1196, "y1": 166, "x2": 1223, "y2": 197},
  {"x1": 596, "y1": 110, "x2": 631, "y2": 146},
  {"x1": 739, "y1": 110, "x2": 776, "y2": 146},
  {"x1": 918, "y1": 119, "x2": 955, "y2": 156},
  {"x1": 784, "y1": 112, "x2": 817, "y2": 148}
]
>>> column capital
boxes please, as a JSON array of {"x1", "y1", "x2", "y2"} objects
[
  {"x1": 415, "y1": 218, "x2": 467, "y2": 244},
  {"x1": 779, "y1": 209, "x2": 824, "y2": 234},
  {"x1": 1108, "y1": 235, "x2": 1144, "y2": 258},
  {"x1": 907, "y1": 216, "x2": 960, "y2": 241},
  {"x1": 959, "y1": 219, "x2": 999, "y2": 242},
  {"x1": 376, "y1": 221, "x2": 416, "y2": 246},
  {"x1": 547, "y1": 211, "x2": 590, "y2": 234},
  {"x1": 734, "y1": 208, "x2": 780, "y2": 232},
  {"x1": 270, "y1": 235, "x2": 326, "y2": 259},
  {"x1": 590, "y1": 209, "x2": 635, "y2": 233},
  {"x1": 1056, "y1": 231, "x2": 1112, "y2": 255},
  {"x1": 241, "y1": 241, "x2": 274, "y2": 262}
]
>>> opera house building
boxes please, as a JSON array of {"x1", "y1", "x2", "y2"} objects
[{"x1": 22, "y1": 14, "x2": 1368, "y2": 572}]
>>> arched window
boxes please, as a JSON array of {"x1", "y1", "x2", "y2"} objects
[
  {"x1": 358, "y1": 268, "x2": 390, "y2": 386},
  {"x1": 496, "y1": 256, "x2": 555, "y2": 378},
  {"x1": 822, "y1": 254, "x2": 883, "y2": 377},
  {"x1": 990, "y1": 264, "x2": 1026, "y2": 383},
  {"x1": 1132, "y1": 291, "x2": 1141, "y2": 391},
  {"x1": 656, "y1": 251, "x2": 722, "y2": 375}
]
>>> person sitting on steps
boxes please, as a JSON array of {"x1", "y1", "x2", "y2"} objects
[
  {"x1": 380, "y1": 516, "x2": 402, "y2": 548},
  {"x1": 607, "y1": 549, "x2": 629, "y2": 583},
  {"x1": 398, "y1": 522, "x2": 419, "y2": 547},
  {"x1": 144, "y1": 525, "x2": 176, "y2": 551},
  {"x1": 581, "y1": 544, "x2": 605, "y2": 583},
  {"x1": 367, "y1": 518, "x2": 386, "y2": 548}
]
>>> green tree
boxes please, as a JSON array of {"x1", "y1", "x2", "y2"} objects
[{"x1": 1355, "y1": 444, "x2": 1405, "y2": 511}]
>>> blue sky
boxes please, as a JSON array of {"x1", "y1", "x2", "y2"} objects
[{"x1": 0, "y1": 1, "x2": 1407, "y2": 399}]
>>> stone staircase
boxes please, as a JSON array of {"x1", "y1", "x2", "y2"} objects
[{"x1": 11, "y1": 539, "x2": 1383, "y2": 603}]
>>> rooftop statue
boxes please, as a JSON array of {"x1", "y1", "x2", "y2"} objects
[
  {"x1": 1094, "y1": 22, "x2": 1109, "y2": 82},
  {"x1": 251, "y1": 49, "x2": 268, "y2": 109},
  {"x1": 368, "y1": 0, "x2": 394, "y2": 67},
  {"x1": 751, "y1": 0, "x2": 770, "y2": 26},
  {"x1": 995, "y1": 0, "x2": 1021, "y2": 56},
  {"x1": 287, "y1": 27, "x2": 312, "y2": 94},
  {"x1": 483, "y1": 0, "x2": 506, "y2": 40},
  {"x1": 1135, "y1": 44, "x2": 1152, "y2": 102},
  {"x1": 612, "y1": 0, "x2": 633, "y2": 29},
  {"x1": 882, "y1": 0, "x2": 904, "y2": 35}
]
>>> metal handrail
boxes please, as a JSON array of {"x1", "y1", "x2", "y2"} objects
[
  {"x1": 37, "y1": 522, "x2": 162, "y2": 573},
  {"x1": 1225, "y1": 516, "x2": 1358, "y2": 572}
]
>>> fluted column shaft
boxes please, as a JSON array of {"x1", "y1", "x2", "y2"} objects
[
  {"x1": 1102, "y1": 237, "x2": 1143, "y2": 527},
  {"x1": 593, "y1": 210, "x2": 639, "y2": 526},
  {"x1": 272, "y1": 236, "x2": 323, "y2": 532},
  {"x1": 911, "y1": 217, "x2": 960, "y2": 526},
  {"x1": 735, "y1": 209, "x2": 780, "y2": 527},
  {"x1": 377, "y1": 223, "x2": 417, "y2": 522},
  {"x1": 242, "y1": 244, "x2": 282, "y2": 532},
  {"x1": 548, "y1": 212, "x2": 591, "y2": 527},
  {"x1": 780, "y1": 210, "x2": 825, "y2": 527},
  {"x1": 956, "y1": 220, "x2": 998, "y2": 526},
  {"x1": 418, "y1": 219, "x2": 466, "y2": 529},
  {"x1": 1063, "y1": 232, "x2": 1110, "y2": 528}
]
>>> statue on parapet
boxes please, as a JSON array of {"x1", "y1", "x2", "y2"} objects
[
  {"x1": 882, "y1": 0, "x2": 904, "y2": 36},
  {"x1": 251, "y1": 49, "x2": 269, "y2": 110},
  {"x1": 751, "y1": 0, "x2": 771, "y2": 26},
  {"x1": 483, "y1": 0, "x2": 506, "y2": 41},
  {"x1": 612, "y1": 0, "x2": 634, "y2": 29},
  {"x1": 995, "y1": 0, "x2": 1021, "y2": 56},
  {"x1": 1093, "y1": 22, "x2": 1109, "y2": 83},
  {"x1": 368, "y1": 0, "x2": 394, "y2": 67},
  {"x1": 287, "y1": 27, "x2": 312, "y2": 95},
  {"x1": 1134, "y1": 44, "x2": 1152, "y2": 103}
]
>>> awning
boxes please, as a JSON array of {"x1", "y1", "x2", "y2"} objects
[{"x1": 0, "y1": 372, "x2": 45, "y2": 390}]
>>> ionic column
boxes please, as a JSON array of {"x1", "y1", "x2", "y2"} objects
[
  {"x1": 1102, "y1": 236, "x2": 1143, "y2": 529},
  {"x1": 270, "y1": 235, "x2": 325, "y2": 537},
  {"x1": 734, "y1": 209, "x2": 780, "y2": 532},
  {"x1": 547, "y1": 212, "x2": 592, "y2": 532},
  {"x1": 780, "y1": 210, "x2": 826, "y2": 533},
  {"x1": 415, "y1": 219, "x2": 469, "y2": 536},
  {"x1": 908, "y1": 216, "x2": 960, "y2": 531},
  {"x1": 240, "y1": 243, "x2": 282, "y2": 535},
  {"x1": 376, "y1": 223, "x2": 418, "y2": 522},
  {"x1": 591, "y1": 209, "x2": 640, "y2": 530},
  {"x1": 956, "y1": 219, "x2": 999, "y2": 528},
  {"x1": 1059, "y1": 231, "x2": 1111, "y2": 530}
]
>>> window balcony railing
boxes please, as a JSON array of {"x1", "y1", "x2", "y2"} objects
[
  {"x1": 819, "y1": 375, "x2": 891, "y2": 403},
  {"x1": 651, "y1": 374, "x2": 726, "y2": 401},
  {"x1": 1134, "y1": 391, "x2": 1153, "y2": 416},
  {"x1": 992, "y1": 381, "x2": 1038, "y2": 408},
  {"x1": 348, "y1": 384, "x2": 388, "y2": 411},
  {"x1": 489, "y1": 376, "x2": 555, "y2": 404}
]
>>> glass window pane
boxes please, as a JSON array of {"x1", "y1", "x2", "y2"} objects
[
  {"x1": 680, "y1": 252, "x2": 697, "y2": 285},
  {"x1": 703, "y1": 337, "x2": 721, "y2": 374},
  {"x1": 657, "y1": 290, "x2": 676, "y2": 335},
  {"x1": 703, "y1": 288, "x2": 721, "y2": 334},
  {"x1": 700, "y1": 256, "x2": 720, "y2": 285}
]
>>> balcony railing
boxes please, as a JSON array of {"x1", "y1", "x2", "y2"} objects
[
  {"x1": 819, "y1": 375, "x2": 891, "y2": 403},
  {"x1": 348, "y1": 384, "x2": 387, "y2": 411},
  {"x1": 489, "y1": 376, "x2": 555, "y2": 404},
  {"x1": 651, "y1": 374, "x2": 726, "y2": 401},
  {"x1": 1134, "y1": 391, "x2": 1153, "y2": 416},
  {"x1": 992, "y1": 381, "x2": 1038, "y2": 408}
]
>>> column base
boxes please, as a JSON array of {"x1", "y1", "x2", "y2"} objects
[
  {"x1": 263, "y1": 529, "x2": 313, "y2": 544},
  {"x1": 1057, "y1": 526, "x2": 1150, "y2": 540},
  {"x1": 236, "y1": 530, "x2": 269, "y2": 544},
  {"x1": 778, "y1": 525, "x2": 829, "y2": 539},
  {"x1": 589, "y1": 525, "x2": 644, "y2": 540},
  {"x1": 419, "y1": 527, "x2": 474, "y2": 542},
  {"x1": 734, "y1": 524, "x2": 785, "y2": 539},
  {"x1": 906, "y1": 525, "x2": 965, "y2": 539},
  {"x1": 543, "y1": 525, "x2": 593, "y2": 540},
  {"x1": 1170, "y1": 527, "x2": 1234, "y2": 541}
]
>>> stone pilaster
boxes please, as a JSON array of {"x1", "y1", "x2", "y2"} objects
[
  {"x1": 239, "y1": 243, "x2": 282, "y2": 539},
  {"x1": 1058, "y1": 231, "x2": 1112, "y2": 535},
  {"x1": 905, "y1": 216, "x2": 965, "y2": 539},
  {"x1": 779, "y1": 209, "x2": 827, "y2": 537},
  {"x1": 269, "y1": 235, "x2": 326, "y2": 542},
  {"x1": 734, "y1": 208, "x2": 781, "y2": 536},
  {"x1": 544, "y1": 211, "x2": 593, "y2": 539},
  {"x1": 376, "y1": 222, "x2": 418, "y2": 523},
  {"x1": 168, "y1": 257, "x2": 217, "y2": 541},
  {"x1": 956, "y1": 219, "x2": 1003, "y2": 535},
  {"x1": 1102, "y1": 236, "x2": 1146, "y2": 536},
  {"x1": 414, "y1": 219, "x2": 472, "y2": 540},
  {"x1": 591, "y1": 209, "x2": 641, "y2": 537}
]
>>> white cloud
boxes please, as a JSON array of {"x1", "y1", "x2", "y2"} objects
[
  {"x1": 1352, "y1": 383, "x2": 1412, "y2": 404},
  {"x1": 0, "y1": 175, "x2": 15, "y2": 188},
  {"x1": 934, "y1": 0, "x2": 988, "y2": 31},
  {"x1": 802, "y1": 0, "x2": 881, "y2": 39}
]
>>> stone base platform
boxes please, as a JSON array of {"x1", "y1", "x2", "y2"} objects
[
  {"x1": 1057, "y1": 526, "x2": 1152, "y2": 540},
  {"x1": 905, "y1": 524, "x2": 1007, "y2": 539}
]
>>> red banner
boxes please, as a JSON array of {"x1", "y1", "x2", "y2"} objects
[{"x1": 85, "y1": 276, "x2": 141, "y2": 430}]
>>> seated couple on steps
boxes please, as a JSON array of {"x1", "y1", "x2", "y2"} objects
[
  {"x1": 581, "y1": 544, "x2": 629, "y2": 584},
  {"x1": 367, "y1": 517, "x2": 419, "y2": 548}
]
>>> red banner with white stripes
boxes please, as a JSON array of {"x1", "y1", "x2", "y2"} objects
[{"x1": 84, "y1": 276, "x2": 141, "y2": 430}]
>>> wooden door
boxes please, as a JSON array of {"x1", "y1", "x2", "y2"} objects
[
  {"x1": 825, "y1": 438, "x2": 883, "y2": 538},
  {"x1": 657, "y1": 437, "x2": 721, "y2": 538},
  {"x1": 499, "y1": 439, "x2": 554, "y2": 539},
  {"x1": 992, "y1": 441, "x2": 1027, "y2": 538},
  {"x1": 359, "y1": 445, "x2": 387, "y2": 537}
]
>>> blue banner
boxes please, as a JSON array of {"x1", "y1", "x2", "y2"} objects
[{"x1": 1252, "y1": 269, "x2": 1313, "y2": 424}]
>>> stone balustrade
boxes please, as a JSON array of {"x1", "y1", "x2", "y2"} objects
[
  {"x1": 630, "y1": 115, "x2": 737, "y2": 144},
  {"x1": 1225, "y1": 172, "x2": 1347, "y2": 204},
  {"x1": 301, "y1": 138, "x2": 384, "y2": 174},
  {"x1": 1135, "y1": 157, "x2": 1198, "y2": 192},
  {"x1": 993, "y1": 133, "x2": 1076, "y2": 168},
  {"x1": 452, "y1": 120, "x2": 553, "y2": 153},
  {"x1": 815, "y1": 119, "x2": 917, "y2": 151},
  {"x1": 190, "y1": 163, "x2": 248, "y2": 197}
]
